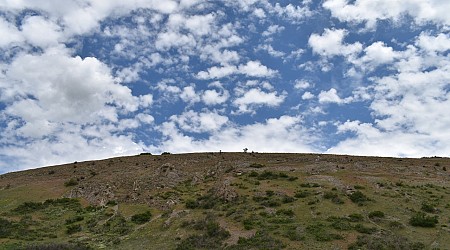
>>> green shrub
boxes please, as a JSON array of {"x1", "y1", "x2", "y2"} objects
[
  {"x1": 66, "y1": 215, "x2": 84, "y2": 224},
  {"x1": 294, "y1": 190, "x2": 311, "y2": 198},
  {"x1": 227, "y1": 230, "x2": 285, "y2": 249},
  {"x1": 25, "y1": 243, "x2": 92, "y2": 250},
  {"x1": 348, "y1": 233, "x2": 425, "y2": 250},
  {"x1": 282, "y1": 195, "x2": 295, "y2": 203},
  {"x1": 185, "y1": 199, "x2": 199, "y2": 209},
  {"x1": 161, "y1": 152, "x2": 171, "y2": 155},
  {"x1": 323, "y1": 191, "x2": 338, "y2": 199},
  {"x1": 327, "y1": 217, "x2": 352, "y2": 231},
  {"x1": 248, "y1": 171, "x2": 259, "y2": 177},
  {"x1": 306, "y1": 223, "x2": 343, "y2": 242},
  {"x1": 348, "y1": 191, "x2": 370, "y2": 205},
  {"x1": 249, "y1": 163, "x2": 265, "y2": 168},
  {"x1": 368, "y1": 211, "x2": 385, "y2": 220},
  {"x1": 348, "y1": 213, "x2": 364, "y2": 222},
  {"x1": 131, "y1": 211, "x2": 152, "y2": 224},
  {"x1": 409, "y1": 212, "x2": 438, "y2": 227},
  {"x1": 388, "y1": 221, "x2": 404, "y2": 229},
  {"x1": 64, "y1": 178, "x2": 78, "y2": 187},
  {"x1": 276, "y1": 209, "x2": 295, "y2": 217},
  {"x1": 176, "y1": 218, "x2": 230, "y2": 250},
  {"x1": 0, "y1": 218, "x2": 14, "y2": 238},
  {"x1": 13, "y1": 202, "x2": 47, "y2": 214},
  {"x1": 300, "y1": 183, "x2": 320, "y2": 188},
  {"x1": 66, "y1": 224, "x2": 82, "y2": 234},
  {"x1": 354, "y1": 224, "x2": 377, "y2": 234},
  {"x1": 421, "y1": 202, "x2": 436, "y2": 213}
]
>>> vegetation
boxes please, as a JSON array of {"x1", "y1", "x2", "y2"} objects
[
  {"x1": 0, "y1": 153, "x2": 448, "y2": 249},
  {"x1": 131, "y1": 211, "x2": 152, "y2": 224},
  {"x1": 409, "y1": 212, "x2": 439, "y2": 227}
]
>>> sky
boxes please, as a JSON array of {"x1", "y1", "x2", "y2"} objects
[{"x1": 0, "y1": 0, "x2": 449, "y2": 173}]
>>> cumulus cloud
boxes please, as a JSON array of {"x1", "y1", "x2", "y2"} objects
[
  {"x1": 197, "y1": 61, "x2": 277, "y2": 79},
  {"x1": 318, "y1": 88, "x2": 353, "y2": 104},
  {"x1": 302, "y1": 92, "x2": 314, "y2": 100},
  {"x1": 328, "y1": 32, "x2": 450, "y2": 157},
  {"x1": 169, "y1": 110, "x2": 229, "y2": 133},
  {"x1": 233, "y1": 88, "x2": 286, "y2": 114},
  {"x1": 0, "y1": 18, "x2": 23, "y2": 48},
  {"x1": 155, "y1": 115, "x2": 317, "y2": 153},
  {"x1": 202, "y1": 89, "x2": 230, "y2": 106},
  {"x1": 308, "y1": 28, "x2": 362, "y2": 58},
  {"x1": 323, "y1": 0, "x2": 450, "y2": 28},
  {"x1": 0, "y1": 48, "x2": 152, "y2": 171}
]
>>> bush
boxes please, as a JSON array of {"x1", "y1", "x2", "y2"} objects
[
  {"x1": 323, "y1": 191, "x2": 344, "y2": 204},
  {"x1": 66, "y1": 224, "x2": 82, "y2": 234},
  {"x1": 25, "y1": 243, "x2": 92, "y2": 250},
  {"x1": 161, "y1": 152, "x2": 171, "y2": 155},
  {"x1": 249, "y1": 163, "x2": 265, "y2": 168},
  {"x1": 131, "y1": 211, "x2": 152, "y2": 224},
  {"x1": 348, "y1": 191, "x2": 370, "y2": 205},
  {"x1": 354, "y1": 224, "x2": 377, "y2": 234},
  {"x1": 294, "y1": 190, "x2": 311, "y2": 198},
  {"x1": 64, "y1": 178, "x2": 78, "y2": 187},
  {"x1": 348, "y1": 233, "x2": 425, "y2": 250},
  {"x1": 185, "y1": 199, "x2": 199, "y2": 209},
  {"x1": 368, "y1": 211, "x2": 385, "y2": 220},
  {"x1": 282, "y1": 195, "x2": 295, "y2": 203},
  {"x1": 348, "y1": 213, "x2": 364, "y2": 222},
  {"x1": 13, "y1": 202, "x2": 47, "y2": 214},
  {"x1": 248, "y1": 171, "x2": 259, "y2": 177},
  {"x1": 227, "y1": 230, "x2": 285, "y2": 249},
  {"x1": 409, "y1": 212, "x2": 438, "y2": 227},
  {"x1": 306, "y1": 223, "x2": 343, "y2": 242},
  {"x1": 276, "y1": 209, "x2": 295, "y2": 217},
  {"x1": 0, "y1": 218, "x2": 14, "y2": 237},
  {"x1": 66, "y1": 215, "x2": 84, "y2": 224},
  {"x1": 300, "y1": 183, "x2": 320, "y2": 188},
  {"x1": 421, "y1": 202, "x2": 436, "y2": 213},
  {"x1": 176, "y1": 218, "x2": 230, "y2": 250}
]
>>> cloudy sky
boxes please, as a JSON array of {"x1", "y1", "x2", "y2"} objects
[{"x1": 0, "y1": 0, "x2": 449, "y2": 173}]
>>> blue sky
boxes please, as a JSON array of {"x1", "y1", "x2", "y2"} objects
[{"x1": 0, "y1": 0, "x2": 449, "y2": 173}]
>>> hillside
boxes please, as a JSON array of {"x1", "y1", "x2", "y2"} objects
[{"x1": 0, "y1": 152, "x2": 449, "y2": 249}]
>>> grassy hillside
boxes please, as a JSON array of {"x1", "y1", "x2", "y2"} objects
[{"x1": 0, "y1": 153, "x2": 449, "y2": 249}]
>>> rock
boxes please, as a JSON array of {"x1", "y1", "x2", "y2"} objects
[{"x1": 214, "y1": 178, "x2": 238, "y2": 202}]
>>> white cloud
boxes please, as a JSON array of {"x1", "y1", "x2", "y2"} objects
[
  {"x1": 269, "y1": 3, "x2": 312, "y2": 22},
  {"x1": 0, "y1": 17, "x2": 23, "y2": 48},
  {"x1": 323, "y1": 0, "x2": 450, "y2": 28},
  {"x1": 21, "y1": 16, "x2": 62, "y2": 48},
  {"x1": 155, "y1": 115, "x2": 317, "y2": 153},
  {"x1": 197, "y1": 60, "x2": 277, "y2": 79},
  {"x1": 318, "y1": 88, "x2": 354, "y2": 104},
  {"x1": 0, "y1": 48, "x2": 153, "y2": 171},
  {"x1": 302, "y1": 92, "x2": 314, "y2": 100},
  {"x1": 202, "y1": 88, "x2": 230, "y2": 106},
  {"x1": 308, "y1": 28, "x2": 362, "y2": 58},
  {"x1": 253, "y1": 8, "x2": 266, "y2": 18},
  {"x1": 357, "y1": 41, "x2": 398, "y2": 68},
  {"x1": 237, "y1": 61, "x2": 278, "y2": 77},
  {"x1": 294, "y1": 79, "x2": 312, "y2": 89},
  {"x1": 328, "y1": 32, "x2": 450, "y2": 157},
  {"x1": 262, "y1": 25, "x2": 285, "y2": 37},
  {"x1": 257, "y1": 44, "x2": 285, "y2": 57},
  {"x1": 233, "y1": 88, "x2": 286, "y2": 113},
  {"x1": 416, "y1": 32, "x2": 450, "y2": 53},
  {"x1": 169, "y1": 110, "x2": 229, "y2": 133},
  {"x1": 180, "y1": 86, "x2": 201, "y2": 104},
  {"x1": 197, "y1": 65, "x2": 238, "y2": 79}
]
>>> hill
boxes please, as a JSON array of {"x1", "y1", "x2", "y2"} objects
[{"x1": 0, "y1": 152, "x2": 449, "y2": 249}]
